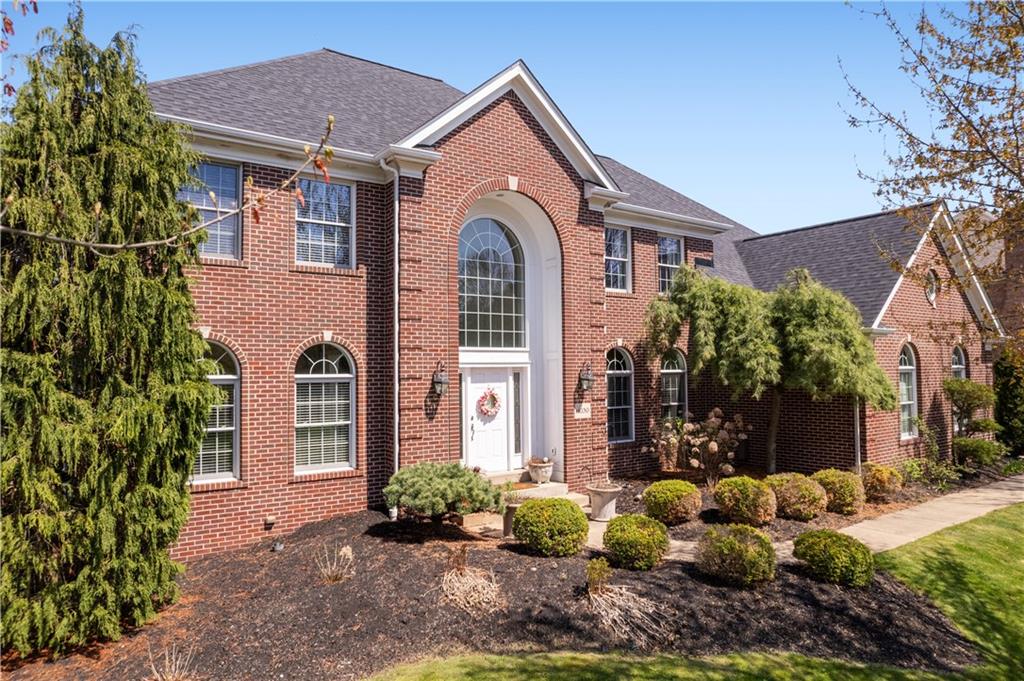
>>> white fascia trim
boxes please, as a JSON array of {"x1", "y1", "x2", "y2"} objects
[
  {"x1": 158, "y1": 113, "x2": 388, "y2": 183},
  {"x1": 605, "y1": 203, "x2": 732, "y2": 238},
  {"x1": 939, "y1": 209, "x2": 1007, "y2": 337},
  {"x1": 373, "y1": 145, "x2": 443, "y2": 179},
  {"x1": 585, "y1": 183, "x2": 630, "y2": 212},
  {"x1": 394, "y1": 61, "x2": 619, "y2": 191},
  {"x1": 870, "y1": 207, "x2": 943, "y2": 329}
]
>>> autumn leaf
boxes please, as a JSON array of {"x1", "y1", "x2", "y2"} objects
[
  {"x1": 3, "y1": 82, "x2": 14, "y2": 97},
  {"x1": 3, "y1": 16, "x2": 14, "y2": 35},
  {"x1": 314, "y1": 157, "x2": 330, "y2": 184},
  {"x1": 252, "y1": 206, "x2": 261, "y2": 224},
  {"x1": 295, "y1": 185, "x2": 305, "y2": 208}
]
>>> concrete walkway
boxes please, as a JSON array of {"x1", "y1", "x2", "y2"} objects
[{"x1": 585, "y1": 475, "x2": 1024, "y2": 561}]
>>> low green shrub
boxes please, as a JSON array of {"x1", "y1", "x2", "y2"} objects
[
  {"x1": 695, "y1": 524, "x2": 776, "y2": 587},
  {"x1": 793, "y1": 529, "x2": 874, "y2": 587},
  {"x1": 1002, "y1": 459, "x2": 1024, "y2": 476},
  {"x1": 953, "y1": 437, "x2": 1008, "y2": 468},
  {"x1": 969, "y1": 418, "x2": 1003, "y2": 435},
  {"x1": 810, "y1": 469, "x2": 865, "y2": 515},
  {"x1": 713, "y1": 476, "x2": 776, "y2": 526},
  {"x1": 642, "y1": 480, "x2": 702, "y2": 525},
  {"x1": 586, "y1": 557, "x2": 612, "y2": 594},
  {"x1": 861, "y1": 463, "x2": 903, "y2": 503},
  {"x1": 767, "y1": 473, "x2": 827, "y2": 520},
  {"x1": 383, "y1": 463, "x2": 503, "y2": 519},
  {"x1": 512, "y1": 498, "x2": 589, "y2": 557},
  {"x1": 899, "y1": 456, "x2": 961, "y2": 491},
  {"x1": 603, "y1": 514, "x2": 669, "y2": 570}
]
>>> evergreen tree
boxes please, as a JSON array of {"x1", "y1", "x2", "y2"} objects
[
  {"x1": 994, "y1": 345, "x2": 1024, "y2": 456},
  {"x1": 648, "y1": 267, "x2": 896, "y2": 473},
  {"x1": 1, "y1": 9, "x2": 216, "y2": 655}
]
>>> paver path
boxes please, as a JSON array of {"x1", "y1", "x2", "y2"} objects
[{"x1": 585, "y1": 475, "x2": 1024, "y2": 561}]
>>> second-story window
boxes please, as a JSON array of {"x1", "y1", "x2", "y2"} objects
[
  {"x1": 179, "y1": 161, "x2": 241, "y2": 259},
  {"x1": 605, "y1": 227, "x2": 629, "y2": 291},
  {"x1": 658, "y1": 236, "x2": 682, "y2": 293},
  {"x1": 296, "y1": 178, "x2": 354, "y2": 268}
]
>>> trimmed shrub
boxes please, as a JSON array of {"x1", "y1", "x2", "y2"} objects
[
  {"x1": 862, "y1": 463, "x2": 904, "y2": 503},
  {"x1": 512, "y1": 498, "x2": 589, "y2": 557},
  {"x1": 383, "y1": 463, "x2": 503, "y2": 519},
  {"x1": 713, "y1": 476, "x2": 776, "y2": 526},
  {"x1": 642, "y1": 480, "x2": 702, "y2": 525},
  {"x1": 695, "y1": 525, "x2": 776, "y2": 587},
  {"x1": 953, "y1": 437, "x2": 1008, "y2": 468},
  {"x1": 603, "y1": 514, "x2": 669, "y2": 571},
  {"x1": 768, "y1": 473, "x2": 827, "y2": 521},
  {"x1": 793, "y1": 529, "x2": 874, "y2": 587},
  {"x1": 811, "y1": 469, "x2": 866, "y2": 515}
]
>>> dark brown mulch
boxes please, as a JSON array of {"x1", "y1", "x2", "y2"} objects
[{"x1": 5, "y1": 509, "x2": 980, "y2": 681}]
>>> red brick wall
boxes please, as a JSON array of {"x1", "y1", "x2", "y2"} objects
[
  {"x1": 173, "y1": 165, "x2": 394, "y2": 561},
  {"x1": 866, "y1": 232, "x2": 993, "y2": 465}
]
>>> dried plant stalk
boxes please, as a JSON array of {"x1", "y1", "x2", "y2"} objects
[
  {"x1": 587, "y1": 584, "x2": 674, "y2": 649},
  {"x1": 148, "y1": 642, "x2": 197, "y2": 681},
  {"x1": 441, "y1": 566, "x2": 506, "y2": 617},
  {"x1": 315, "y1": 543, "x2": 355, "y2": 584}
]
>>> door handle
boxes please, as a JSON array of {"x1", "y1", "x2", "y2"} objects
[{"x1": 470, "y1": 419, "x2": 475, "y2": 441}]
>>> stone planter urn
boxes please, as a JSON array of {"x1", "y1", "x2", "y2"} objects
[
  {"x1": 527, "y1": 459, "x2": 554, "y2": 484},
  {"x1": 502, "y1": 502, "x2": 522, "y2": 537},
  {"x1": 586, "y1": 482, "x2": 623, "y2": 522}
]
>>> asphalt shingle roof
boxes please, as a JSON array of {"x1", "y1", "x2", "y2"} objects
[
  {"x1": 733, "y1": 203, "x2": 937, "y2": 324},
  {"x1": 148, "y1": 49, "x2": 465, "y2": 155}
]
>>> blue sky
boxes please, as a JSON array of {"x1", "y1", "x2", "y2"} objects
[{"x1": 9, "y1": 2, "x2": 945, "y2": 233}]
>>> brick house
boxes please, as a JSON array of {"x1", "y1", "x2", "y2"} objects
[{"x1": 150, "y1": 51, "x2": 1006, "y2": 559}]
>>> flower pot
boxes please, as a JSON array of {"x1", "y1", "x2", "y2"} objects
[
  {"x1": 587, "y1": 483, "x2": 622, "y2": 522},
  {"x1": 528, "y1": 461, "x2": 554, "y2": 484},
  {"x1": 502, "y1": 502, "x2": 521, "y2": 537}
]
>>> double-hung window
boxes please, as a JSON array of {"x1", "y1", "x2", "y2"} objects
[
  {"x1": 296, "y1": 178, "x2": 354, "y2": 268},
  {"x1": 606, "y1": 348, "x2": 634, "y2": 442},
  {"x1": 660, "y1": 350, "x2": 688, "y2": 420},
  {"x1": 658, "y1": 236, "x2": 683, "y2": 293},
  {"x1": 179, "y1": 162, "x2": 241, "y2": 259},
  {"x1": 951, "y1": 346, "x2": 967, "y2": 432},
  {"x1": 604, "y1": 227, "x2": 630, "y2": 291},
  {"x1": 898, "y1": 345, "x2": 918, "y2": 438},
  {"x1": 295, "y1": 343, "x2": 355, "y2": 472},
  {"x1": 196, "y1": 343, "x2": 240, "y2": 481}
]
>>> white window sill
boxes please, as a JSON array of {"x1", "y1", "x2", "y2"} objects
[
  {"x1": 190, "y1": 474, "x2": 239, "y2": 484},
  {"x1": 293, "y1": 465, "x2": 355, "y2": 476},
  {"x1": 609, "y1": 438, "x2": 635, "y2": 445}
]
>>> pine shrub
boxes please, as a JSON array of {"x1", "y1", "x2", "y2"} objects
[
  {"x1": 713, "y1": 476, "x2": 776, "y2": 526},
  {"x1": 383, "y1": 463, "x2": 503, "y2": 519},
  {"x1": 767, "y1": 473, "x2": 827, "y2": 520},
  {"x1": 642, "y1": 480, "x2": 702, "y2": 525},
  {"x1": 512, "y1": 498, "x2": 589, "y2": 557},
  {"x1": 811, "y1": 469, "x2": 866, "y2": 515},
  {"x1": 861, "y1": 464, "x2": 903, "y2": 502},
  {"x1": 603, "y1": 514, "x2": 669, "y2": 571},
  {"x1": 695, "y1": 525, "x2": 776, "y2": 587},
  {"x1": 1, "y1": 12, "x2": 221, "y2": 655},
  {"x1": 793, "y1": 530, "x2": 874, "y2": 587}
]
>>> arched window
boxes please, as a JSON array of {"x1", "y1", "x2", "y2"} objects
[
  {"x1": 951, "y1": 346, "x2": 967, "y2": 379},
  {"x1": 197, "y1": 342, "x2": 240, "y2": 480},
  {"x1": 660, "y1": 350, "x2": 688, "y2": 420},
  {"x1": 458, "y1": 218, "x2": 525, "y2": 349},
  {"x1": 295, "y1": 343, "x2": 355, "y2": 471},
  {"x1": 898, "y1": 345, "x2": 918, "y2": 438},
  {"x1": 606, "y1": 348, "x2": 634, "y2": 442}
]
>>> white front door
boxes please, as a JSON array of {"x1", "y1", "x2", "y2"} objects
[{"x1": 465, "y1": 368, "x2": 521, "y2": 472}]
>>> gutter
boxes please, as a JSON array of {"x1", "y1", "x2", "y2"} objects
[{"x1": 380, "y1": 158, "x2": 401, "y2": 520}]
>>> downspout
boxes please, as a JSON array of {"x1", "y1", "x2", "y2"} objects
[
  {"x1": 853, "y1": 396, "x2": 862, "y2": 474},
  {"x1": 380, "y1": 158, "x2": 401, "y2": 520}
]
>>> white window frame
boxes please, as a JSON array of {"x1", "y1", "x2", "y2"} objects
[
  {"x1": 925, "y1": 269, "x2": 939, "y2": 306},
  {"x1": 604, "y1": 226, "x2": 631, "y2": 292},
  {"x1": 606, "y1": 348, "x2": 634, "y2": 443},
  {"x1": 660, "y1": 350, "x2": 688, "y2": 420},
  {"x1": 899, "y1": 345, "x2": 918, "y2": 439},
  {"x1": 657, "y1": 234, "x2": 684, "y2": 294},
  {"x1": 194, "y1": 342, "x2": 241, "y2": 482},
  {"x1": 294, "y1": 344, "x2": 356, "y2": 474},
  {"x1": 181, "y1": 160, "x2": 243, "y2": 260},
  {"x1": 951, "y1": 346, "x2": 967, "y2": 433},
  {"x1": 295, "y1": 177, "x2": 357, "y2": 269}
]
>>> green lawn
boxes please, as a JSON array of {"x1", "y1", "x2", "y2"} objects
[{"x1": 373, "y1": 503, "x2": 1023, "y2": 681}]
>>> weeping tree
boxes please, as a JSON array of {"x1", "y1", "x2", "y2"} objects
[
  {"x1": 648, "y1": 267, "x2": 896, "y2": 473},
  {"x1": 0, "y1": 11, "x2": 217, "y2": 654}
]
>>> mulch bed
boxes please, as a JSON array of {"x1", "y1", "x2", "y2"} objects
[{"x1": 5, "y1": 508, "x2": 981, "y2": 681}]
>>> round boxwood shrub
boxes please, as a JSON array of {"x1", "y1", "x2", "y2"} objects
[
  {"x1": 642, "y1": 480, "x2": 702, "y2": 525},
  {"x1": 768, "y1": 474, "x2": 827, "y2": 521},
  {"x1": 713, "y1": 476, "x2": 776, "y2": 526},
  {"x1": 861, "y1": 463, "x2": 904, "y2": 503},
  {"x1": 793, "y1": 529, "x2": 874, "y2": 587},
  {"x1": 695, "y1": 524, "x2": 776, "y2": 587},
  {"x1": 512, "y1": 498, "x2": 589, "y2": 557},
  {"x1": 811, "y1": 469, "x2": 866, "y2": 515},
  {"x1": 603, "y1": 514, "x2": 669, "y2": 570}
]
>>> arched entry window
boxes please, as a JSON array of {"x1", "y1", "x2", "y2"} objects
[
  {"x1": 899, "y1": 345, "x2": 918, "y2": 439},
  {"x1": 660, "y1": 350, "x2": 688, "y2": 420},
  {"x1": 295, "y1": 343, "x2": 355, "y2": 471},
  {"x1": 197, "y1": 342, "x2": 240, "y2": 480},
  {"x1": 951, "y1": 346, "x2": 967, "y2": 379},
  {"x1": 458, "y1": 218, "x2": 525, "y2": 349},
  {"x1": 607, "y1": 348, "x2": 634, "y2": 443}
]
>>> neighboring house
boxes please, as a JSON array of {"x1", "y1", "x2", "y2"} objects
[{"x1": 151, "y1": 50, "x2": 1005, "y2": 560}]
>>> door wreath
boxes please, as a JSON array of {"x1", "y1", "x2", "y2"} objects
[{"x1": 476, "y1": 387, "x2": 501, "y2": 417}]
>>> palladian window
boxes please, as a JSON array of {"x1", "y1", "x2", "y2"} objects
[
  {"x1": 458, "y1": 218, "x2": 525, "y2": 348},
  {"x1": 295, "y1": 343, "x2": 355, "y2": 471}
]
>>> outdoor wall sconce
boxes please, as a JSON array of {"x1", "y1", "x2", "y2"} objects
[
  {"x1": 432, "y1": 360, "x2": 450, "y2": 396},
  {"x1": 578, "y1": 362, "x2": 594, "y2": 392}
]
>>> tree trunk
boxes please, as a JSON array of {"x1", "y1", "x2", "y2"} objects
[{"x1": 766, "y1": 386, "x2": 782, "y2": 474}]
